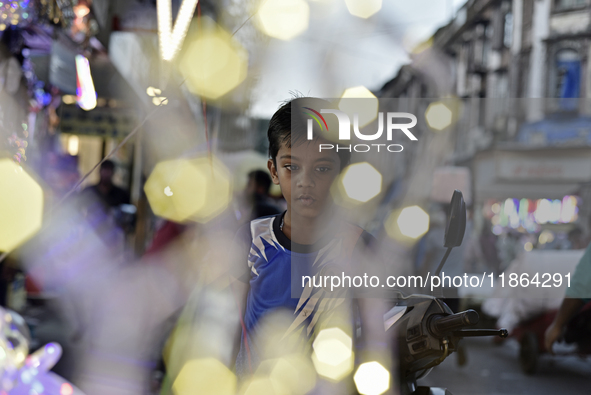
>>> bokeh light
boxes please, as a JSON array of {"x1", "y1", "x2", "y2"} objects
[
  {"x1": 538, "y1": 229, "x2": 555, "y2": 245},
  {"x1": 173, "y1": 358, "x2": 236, "y2": 395},
  {"x1": 67, "y1": 135, "x2": 79, "y2": 156},
  {"x1": 269, "y1": 355, "x2": 316, "y2": 395},
  {"x1": 312, "y1": 327, "x2": 354, "y2": 381},
  {"x1": 353, "y1": 361, "x2": 390, "y2": 395},
  {"x1": 0, "y1": 159, "x2": 43, "y2": 253},
  {"x1": 256, "y1": 0, "x2": 310, "y2": 41},
  {"x1": 144, "y1": 156, "x2": 232, "y2": 223},
  {"x1": 345, "y1": 0, "x2": 382, "y2": 19},
  {"x1": 180, "y1": 17, "x2": 248, "y2": 100},
  {"x1": 241, "y1": 376, "x2": 285, "y2": 395},
  {"x1": 384, "y1": 205, "x2": 430, "y2": 242},
  {"x1": 396, "y1": 206, "x2": 430, "y2": 239},
  {"x1": 253, "y1": 355, "x2": 317, "y2": 395},
  {"x1": 338, "y1": 86, "x2": 379, "y2": 128},
  {"x1": 425, "y1": 102, "x2": 453, "y2": 131},
  {"x1": 340, "y1": 162, "x2": 382, "y2": 203},
  {"x1": 524, "y1": 241, "x2": 533, "y2": 252}
]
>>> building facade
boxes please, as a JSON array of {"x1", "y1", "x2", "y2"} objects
[{"x1": 380, "y1": 0, "x2": 591, "y2": 236}]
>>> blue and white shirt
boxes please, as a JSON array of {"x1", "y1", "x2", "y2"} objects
[{"x1": 233, "y1": 211, "x2": 373, "y2": 376}]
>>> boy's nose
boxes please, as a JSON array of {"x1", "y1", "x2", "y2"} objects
[{"x1": 297, "y1": 170, "x2": 315, "y2": 188}]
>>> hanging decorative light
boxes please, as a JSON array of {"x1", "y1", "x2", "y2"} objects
[
  {"x1": 75, "y1": 54, "x2": 97, "y2": 111},
  {"x1": 0, "y1": 0, "x2": 33, "y2": 29}
]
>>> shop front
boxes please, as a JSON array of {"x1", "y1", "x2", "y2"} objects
[{"x1": 472, "y1": 145, "x2": 591, "y2": 251}]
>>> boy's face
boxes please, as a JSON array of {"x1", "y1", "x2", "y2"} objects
[{"x1": 268, "y1": 139, "x2": 341, "y2": 219}]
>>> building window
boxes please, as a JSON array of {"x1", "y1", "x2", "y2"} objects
[
  {"x1": 503, "y1": 12, "x2": 513, "y2": 48},
  {"x1": 555, "y1": 49, "x2": 580, "y2": 98},
  {"x1": 554, "y1": 0, "x2": 588, "y2": 12}
]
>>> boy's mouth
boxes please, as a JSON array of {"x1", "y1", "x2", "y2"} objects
[{"x1": 297, "y1": 194, "x2": 316, "y2": 206}]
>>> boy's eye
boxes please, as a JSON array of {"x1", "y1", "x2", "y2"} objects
[{"x1": 285, "y1": 164, "x2": 299, "y2": 171}]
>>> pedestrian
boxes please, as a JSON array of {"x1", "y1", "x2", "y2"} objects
[{"x1": 245, "y1": 169, "x2": 281, "y2": 220}]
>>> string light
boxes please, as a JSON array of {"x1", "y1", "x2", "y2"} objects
[
  {"x1": 157, "y1": 0, "x2": 200, "y2": 61},
  {"x1": 75, "y1": 54, "x2": 97, "y2": 111}
]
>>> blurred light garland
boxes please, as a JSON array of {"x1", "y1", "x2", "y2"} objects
[
  {"x1": 7, "y1": 123, "x2": 28, "y2": 164},
  {"x1": 0, "y1": 0, "x2": 33, "y2": 30}
]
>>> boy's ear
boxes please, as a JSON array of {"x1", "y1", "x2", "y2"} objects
[{"x1": 267, "y1": 159, "x2": 280, "y2": 185}]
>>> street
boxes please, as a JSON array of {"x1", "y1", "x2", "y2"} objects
[{"x1": 419, "y1": 337, "x2": 591, "y2": 394}]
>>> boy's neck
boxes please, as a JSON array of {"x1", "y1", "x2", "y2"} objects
[{"x1": 282, "y1": 209, "x2": 333, "y2": 245}]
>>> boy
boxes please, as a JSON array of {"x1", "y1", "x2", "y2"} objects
[{"x1": 231, "y1": 97, "x2": 391, "y2": 382}]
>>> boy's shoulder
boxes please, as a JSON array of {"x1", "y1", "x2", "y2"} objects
[{"x1": 234, "y1": 213, "x2": 283, "y2": 247}]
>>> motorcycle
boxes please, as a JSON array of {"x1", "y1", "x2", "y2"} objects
[{"x1": 385, "y1": 190, "x2": 508, "y2": 395}]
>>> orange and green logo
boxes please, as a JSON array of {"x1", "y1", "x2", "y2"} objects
[{"x1": 303, "y1": 107, "x2": 328, "y2": 132}]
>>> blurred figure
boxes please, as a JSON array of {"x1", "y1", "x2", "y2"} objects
[
  {"x1": 568, "y1": 227, "x2": 586, "y2": 250},
  {"x1": 81, "y1": 160, "x2": 135, "y2": 235},
  {"x1": 144, "y1": 220, "x2": 187, "y2": 256},
  {"x1": 479, "y1": 220, "x2": 501, "y2": 274},
  {"x1": 545, "y1": 238, "x2": 591, "y2": 353},
  {"x1": 82, "y1": 160, "x2": 130, "y2": 209},
  {"x1": 245, "y1": 170, "x2": 280, "y2": 220},
  {"x1": 22, "y1": 202, "x2": 187, "y2": 395},
  {"x1": 496, "y1": 231, "x2": 519, "y2": 272}
]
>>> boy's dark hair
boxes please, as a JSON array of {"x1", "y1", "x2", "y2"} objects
[
  {"x1": 267, "y1": 97, "x2": 350, "y2": 170},
  {"x1": 248, "y1": 170, "x2": 272, "y2": 193}
]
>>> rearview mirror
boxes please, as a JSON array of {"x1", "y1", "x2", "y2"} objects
[{"x1": 444, "y1": 190, "x2": 466, "y2": 248}]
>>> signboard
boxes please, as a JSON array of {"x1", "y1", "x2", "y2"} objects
[
  {"x1": 59, "y1": 105, "x2": 138, "y2": 138},
  {"x1": 495, "y1": 150, "x2": 591, "y2": 182}
]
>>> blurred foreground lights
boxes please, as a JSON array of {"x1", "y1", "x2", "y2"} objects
[
  {"x1": 252, "y1": 355, "x2": 316, "y2": 395},
  {"x1": 339, "y1": 86, "x2": 378, "y2": 128},
  {"x1": 0, "y1": 159, "x2": 43, "y2": 253},
  {"x1": 256, "y1": 0, "x2": 310, "y2": 40},
  {"x1": 312, "y1": 327, "x2": 354, "y2": 381},
  {"x1": 60, "y1": 383, "x2": 73, "y2": 395},
  {"x1": 354, "y1": 361, "x2": 390, "y2": 395},
  {"x1": 180, "y1": 17, "x2": 248, "y2": 99},
  {"x1": 396, "y1": 206, "x2": 430, "y2": 239},
  {"x1": 425, "y1": 102, "x2": 453, "y2": 131},
  {"x1": 385, "y1": 206, "x2": 430, "y2": 242},
  {"x1": 75, "y1": 55, "x2": 97, "y2": 111},
  {"x1": 144, "y1": 156, "x2": 232, "y2": 223},
  {"x1": 146, "y1": 87, "x2": 162, "y2": 96},
  {"x1": 241, "y1": 377, "x2": 285, "y2": 395},
  {"x1": 67, "y1": 135, "x2": 79, "y2": 156},
  {"x1": 269, "y1": 355, "x2": 316, "y2": 395},
  {"x1": 341, "y1": 163, "x2": 382, "y2": 203},
  {"x1": 152, "y1": 97, "x2": 168, "y2": 106},
  {"x1": 173, "y1": 358, "x2": 236, "y2": 395},
  {"x1": 62, "y1": 95, "x2": 76, "y2": 105},
  {"x1": 345, "y1": 0, "x2": 382, "y2": 18},
  {"x1": 147, "y1": 86, "x2": 168, "y2": 106}
]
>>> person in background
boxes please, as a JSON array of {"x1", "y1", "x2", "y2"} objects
[
  {"x1": 82, "y1": 160, "x2": 130, "y2": 208},
  {"x1": 544, "y1": 238, "x2": 591, "y2": 353},
  {"x1": 568, "y1": 227, "x2": 586, "y2": 250},
  {"x1": 479, "y1": 220, "x2": 501, "y2": 274},
  {"x1": 245, "y1": 170, "x2": 281, "y2": 220}
]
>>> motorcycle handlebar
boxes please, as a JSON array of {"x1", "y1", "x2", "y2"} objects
[{"x1": 430, "y1": 309, "x2": 479, "y2": 337}]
